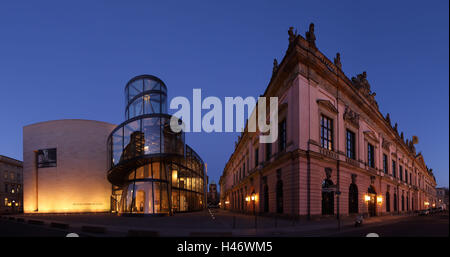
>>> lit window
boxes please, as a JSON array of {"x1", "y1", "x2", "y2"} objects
[
  {"x1": 367, "y1": 143, "x2": 375, "y2": 168},
  {"x1": 346, "y1": 130, "x2": 356, "y2": 159},
  {"x1": 320, "y1": 115, "x2": 333, "y2": 150}
]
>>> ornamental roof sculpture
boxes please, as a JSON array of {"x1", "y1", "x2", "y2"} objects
[
  {"x1": 288, "y1": 26, "x2": 298, "y2": 45},
  {"x1": 272, "y1": 58, "x2": 279, "y2": 77},
  {"x1": 351, "y1": 71, "x2": 379, "y2": 109},
  {"x1": 305, "y1": 23, "x2": 317, "y2": 49},
  {"x1": 334, "y1": 52, "x2": 342, "y2": 70}
]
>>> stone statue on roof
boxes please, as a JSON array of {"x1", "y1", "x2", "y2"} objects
[
  {"x1": 334, "y1": 52, "x2": 342, "y2": 70},
  {"x1": 305, "y1": 23, "x2": 317, "y2": 49}
]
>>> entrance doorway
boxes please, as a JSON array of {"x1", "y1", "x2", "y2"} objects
[{"x1": 368, "y1": 186, "x2": 376, "y2": 217}]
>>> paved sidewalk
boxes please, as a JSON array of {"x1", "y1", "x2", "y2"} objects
[{"x1": 1, "y1": 209, "x2": 416, "y2": 237}]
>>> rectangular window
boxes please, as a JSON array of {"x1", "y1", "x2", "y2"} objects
[
  {"x1": 383, "y1": 154, "x2": 388, "y2": 174},
  {"x1": 278, "y1": 119, "x2": 286, "y2": 152},
  {"x1": 346, "y1": 130, "x2": 356, "y2": 159},
  {"x1": 367, "y1": 143, "x2": 375, "y2": 168},
  {"x1": 405, "y1": 170, "x2": 408, "y2": 183},
  {"x1": 399, "y1": 166, "x2": 403, "y2": 181},
  {"x1": 266, "y1": 143, "x2": 271, "y2": 161},
  {"x1": 320, "y1": 115, "x2": 333, "y2": 150},
  {"x1": 254, "y1": 148, "x2": 259, "y2": 167},
  {"x1": 37, "y1": 148, "x2": 57, "y2": 168},
  {"x1": 392, "y1": 160, "x2": 397, "y2": 178}
]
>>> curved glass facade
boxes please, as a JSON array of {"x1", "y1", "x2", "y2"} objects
[{"x1": 107, "y1": 75, "x2": 205, "y2": 215}]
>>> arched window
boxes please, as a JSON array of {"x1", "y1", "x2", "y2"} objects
[
  {"x1": 386, "y1": 192, "x2": 390, "y2": 212},
  {"x1": 348, "y1": 183, "x2": 358, "y2": 214},
  {"x1": 322, "y1": 178, "x2": 335, "y2": 215}
]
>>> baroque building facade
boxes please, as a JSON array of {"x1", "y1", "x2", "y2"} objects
[{"x1": 219, "y1": 24, "x2": 437, "y2": 218}]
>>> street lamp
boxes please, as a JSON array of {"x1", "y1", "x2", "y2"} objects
[
  {"x1": 377, "y1": 195, "x2": 383, "y2": 204},
  {"x1": 251, "y1": 193, "x2": 257, "y2": 229}
]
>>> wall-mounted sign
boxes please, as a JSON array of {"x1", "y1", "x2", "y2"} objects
[{"x1": 37, "y1": 148, "x2": 57, "y2": 168}]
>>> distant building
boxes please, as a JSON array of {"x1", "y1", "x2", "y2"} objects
[
  {"x1": 436, "y1": 187, "x2": 449, "y2": 210},
  {"x1": 207, "y1": 182, "x2": 220, "y2": 206},
  {"x1": 0, "y1": 155, "x2": 23, "y2": 214}
]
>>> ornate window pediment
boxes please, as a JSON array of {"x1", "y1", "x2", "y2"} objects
[
  {"x1": 364, "y1": 130, "x2": 378, "y2": 142},
  {"x1": 382, "y1": 137, "x2": 391, "y2": 150},
  {"x1": 317, "y1": 99, "x2": 338, "y2": 114}
]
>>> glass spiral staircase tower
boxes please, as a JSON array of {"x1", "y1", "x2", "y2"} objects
[{"x1": 107, "y1": 75, "x2": 206, "y2": 215}]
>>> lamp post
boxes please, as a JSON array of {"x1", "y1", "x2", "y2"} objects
[{"x1": 251, "y1": 193, "x2": 257, "y2": 229}]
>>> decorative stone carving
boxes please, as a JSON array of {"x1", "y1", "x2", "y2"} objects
[
  {"x1": 334, "y1": 52, "x2": 342, "y2": 70},
  {"x1": 351, "y1": 71, "x2": 378, "y2": 109},
  {"x1": 272, "y1": 58, "x2": 279, "y2": 76},
  {"x1": 393, "y1": 123, "x2": 398, "y2": 133},
  {"x1": 343, "y1": 105, "x2": 359, "y2": 128},
  {"x1": 305, "y1": 23, "x2": 317, "y2": 49},
  {"x1": 400, "y1": 132, "x2": 404, "y2": 140},
  {"x1": 385, "y1": 113, "x2": 391, "y2": 125},
  {"x1": 288, "y1": 26, "x2": 298, "y2": 44}
]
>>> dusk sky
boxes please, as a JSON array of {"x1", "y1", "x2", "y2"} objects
[{"x1": 0, "y1": 1, "x2": 448, "y2": 188}]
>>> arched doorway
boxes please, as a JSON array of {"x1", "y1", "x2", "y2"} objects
[
  {"x1": 386, "y1": 191, "x2": 391, "y2": 212},
  {"x1": 349, "y1": 183, "x2": 358, "y2": 214},
  {"x1": 322, "y1": 178, "x2": 335, "y2": 215},
  {"x1": 368, "y1": 186, "x2": 376, "y2": 217}
]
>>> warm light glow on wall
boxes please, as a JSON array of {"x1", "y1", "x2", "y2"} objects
[
  {"x1": 245, "y1": 196, "x2": 250, "y2": 202},
  {"x1": 424, "y1": 201, "x2": 430, "y2": 206},
  {"x1": 377, "y1": 196, "x2": 382, "y2": 204},
  {"x1": 172, "y1": 170, "x2": 178, "y2": 182},
  {"x1": 225, "y1": 201, "x2": 230, "y2": 204},
  {"x1": 364, "y1": 195, "x2": 371, "y2": 202}
]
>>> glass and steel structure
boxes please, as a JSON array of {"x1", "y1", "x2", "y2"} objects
[{"x1": 107, "y1": 75, "x2": 206, "y2": 215}]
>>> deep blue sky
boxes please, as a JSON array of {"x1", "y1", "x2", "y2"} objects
[{"x1": 0, "y1": 1, "x2": 448, "y2": 188}]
